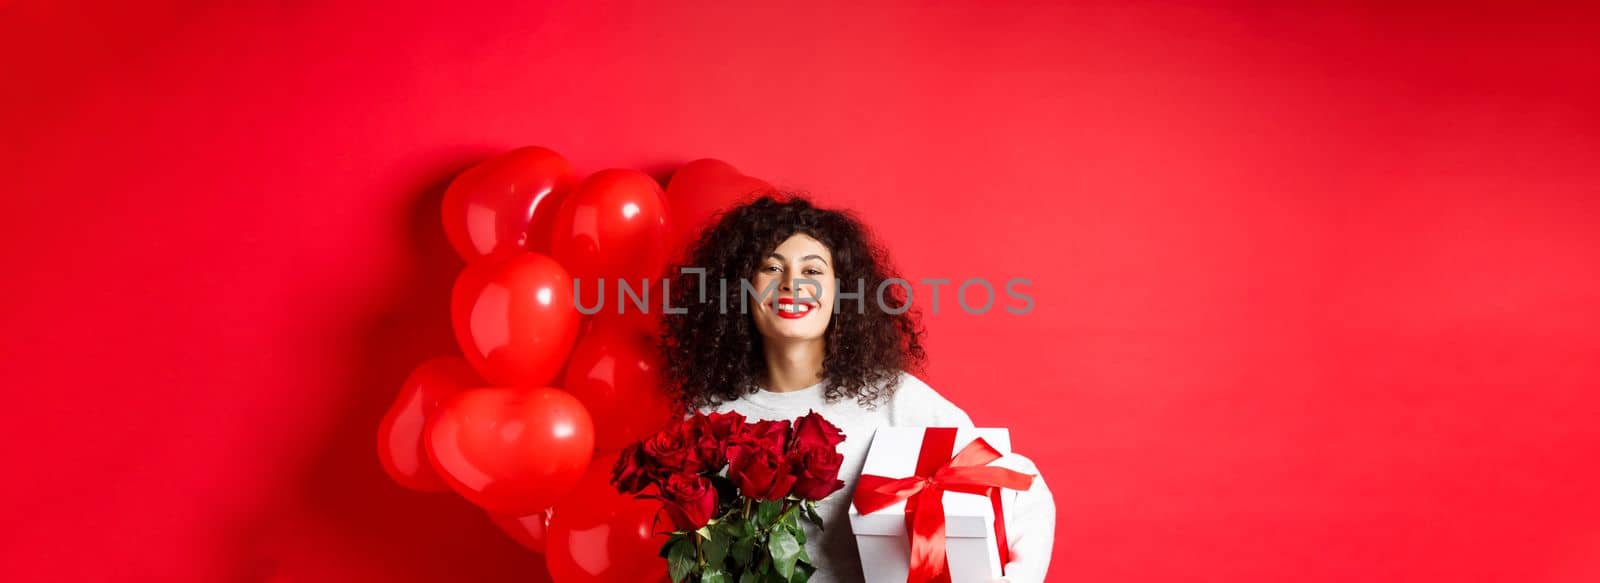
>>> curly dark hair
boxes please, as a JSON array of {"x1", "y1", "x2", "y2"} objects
[{"x1": 660, "y1": 194, "x2": 925, "y2": 409}]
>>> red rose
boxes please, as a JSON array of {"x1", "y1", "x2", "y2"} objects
[
  {"x1": 691, "y1": 411, "x2": 746, "y2": 469},
  {"x1": 786, "y1": 445, "x2": 846, "y2": 500},
  {"x1": 660, "y1": 472, "x2": 719, "y2": 530},
  {"x1": 611, "y1": 442, "x2": 660, "y2": 494},
  {"x1": 726, "y1": 419, "x2": 790, "y2": 468},
  {"x1": 697, "y1": 410, "x2": 747, "y2": 440},
  {"x1": 644, "y1": 420, "x2": 702, "y2": 473},
  {"x1": 790, "y1": 410, "x2": 844, "y2": 452},
  {"x1": 746, "y1": 419, "x2": 790, "y2": 450},
  {"x1": 727, "y1": 446, "x2": 796, "y2": 500}
]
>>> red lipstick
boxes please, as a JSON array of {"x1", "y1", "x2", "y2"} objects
[{"x1": 773, "y1": 296, "x2": 817, "y2": 320}]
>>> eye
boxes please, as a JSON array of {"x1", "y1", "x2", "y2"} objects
[
  {"x1": 762, "y1": 265, "x2": 782, "y2": 273},
  {"x1": 804, "y1": 268, "x2": 824, "y2": 276}
]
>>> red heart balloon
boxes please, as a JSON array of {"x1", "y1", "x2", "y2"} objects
[
  {"x1": 549, "y1": 169, "x2": 670, "y2": 318},
  {"x1": 426, "y1": 386, "x2": 595, "y2": 515},
  {"x1": 663, "y1": 159, "x2": 774, "y2": 264},
  {"x1": 376, "y1": 356, "x2": 480, "y2": 492},
  {"x1": 562, "y1": 322, "x2": 677, "y2": 450},
  {"x1": 442, "y1": 146, "x2": 579, "y2": 262},
  {"x1": 545, "y1": 450, "x2": 669, "y2": 583},
  {"x1": 452, "y1": 252, "x2": 581, "y2": 387},
  {"x1": 488, "y1": 508, "x2": 550, "y2": 554}
]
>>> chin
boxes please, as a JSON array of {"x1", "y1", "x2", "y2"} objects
[
  {"x1": 761, "y1": 317, "x2": 827, "y2": 341},
  {"x1": 769, "y1": 326, "x2": 825, "y2": 341}
]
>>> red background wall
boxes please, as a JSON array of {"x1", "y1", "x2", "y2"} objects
[{"x1": 4, "y1": 1, "x2": 1598, "y2": 581}]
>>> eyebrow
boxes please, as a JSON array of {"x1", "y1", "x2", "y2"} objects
[{"x1": 768, "y1": 252, "x2": 829, "y2": 266}]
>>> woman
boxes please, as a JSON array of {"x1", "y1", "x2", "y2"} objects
[{"x1": 661, "y1": 195, "x2": 1056, "y2": 583}]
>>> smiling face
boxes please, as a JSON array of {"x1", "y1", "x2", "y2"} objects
[{"x1": 750, "y1": 233, "x2": 837, "y2": 343}]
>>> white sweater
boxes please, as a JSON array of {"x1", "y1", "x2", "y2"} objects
[{"x1": 700, "y1": 372, "x2": 1056, "y2": 583}]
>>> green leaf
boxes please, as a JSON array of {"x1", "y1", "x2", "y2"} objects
[
  {"x1": 755, "y1": 554, "x2": 772, "y2": 579},
  {"x1": 668, "y1": 538, "x2": 698, "y2": 583},
  {"x1": 661, "y1": 532, "x2": 686, "y2": 559},
  {"x1": 757, "y1": 500, "x2": 782, "y2": 526},
  {"x1": 767, "y1": 528, "x2": 801, "y2": 579},
  {"x1": 703, "y1": 527, "x2": 730, "y2": 567},
  {"x1": 802, "y1": 502, "x2": 823, "y2": 529},
  {"x1": 701, "y1": 569, "x2": 728, "y2": 583},
  {"x1": 788, "y1": 564, "x2": 809, "y2": 583},
  {"x1": 794, "y1": 536, "x2": 809, "y2": 564},
  {"x1": 787, "y1": 518, "x2": 806, "y2": 546},
  {"x1": 730, "y1": 533, "x2": 755, "y2": 565},
  {"x1": 738, "y1": 572, "x2": 757, "y2": 583}
]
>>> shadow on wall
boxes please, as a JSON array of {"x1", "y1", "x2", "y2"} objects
[{"x1": 228, "y1": 149, "x2": 556, "y2": 582}]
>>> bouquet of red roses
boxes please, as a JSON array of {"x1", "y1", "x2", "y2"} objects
[{"x1": 612, "y1": 409, "x2": 847, "y2": 583}]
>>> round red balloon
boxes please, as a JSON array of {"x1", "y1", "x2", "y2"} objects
[
  {"x1": 562, "y1": 322, "x2": 677, "y2": 450},
  {"x1": 442, "y1": 146, "x2": 578, "y2": 262},
  {"x1": 549, "y1": 169, "x2": 670, "y2": 315},
  {"x1": 377, "y1": 356, "x2": 480, "y2": 492},
  {"x1": 489, "y1": 509, "x2": 550, "y2": 553},
  {"x1": 545, "y1": 450, "x2": 669, "y2": 583},
  {"x1": 452, "y1": 252, "x2": 581, "y2": 387},
  {"x1": 426, "y1": 387, "x2": 594, "y2": 516},
  {"x1": 663, "y1": 159, "x2": 774, "y2": 263}
]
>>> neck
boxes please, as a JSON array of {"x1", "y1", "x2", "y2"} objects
[{"x1": 762, "y1": 337, "x2": 825, "y2": 392}]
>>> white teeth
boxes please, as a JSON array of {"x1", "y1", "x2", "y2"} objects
[{"x1": 776, "y1": 303, "x2": 813, "y2": 313}]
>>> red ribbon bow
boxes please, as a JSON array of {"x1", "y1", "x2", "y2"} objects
[{"x1": 852, "y1": 428, "x2": 1036, "y2": 583}]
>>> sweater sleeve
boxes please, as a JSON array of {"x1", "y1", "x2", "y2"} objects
[{"x1": 993, "y1": 452, "x2": 1056, "y2": 583}]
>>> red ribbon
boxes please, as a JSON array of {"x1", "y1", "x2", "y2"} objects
[{"x1": 852, "y1": 428, "x2": 1035, "y2": 583}]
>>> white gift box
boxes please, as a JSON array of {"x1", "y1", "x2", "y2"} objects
[{"x1": 848, "y1": 427, "x2": 1023, "y2": 583}]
